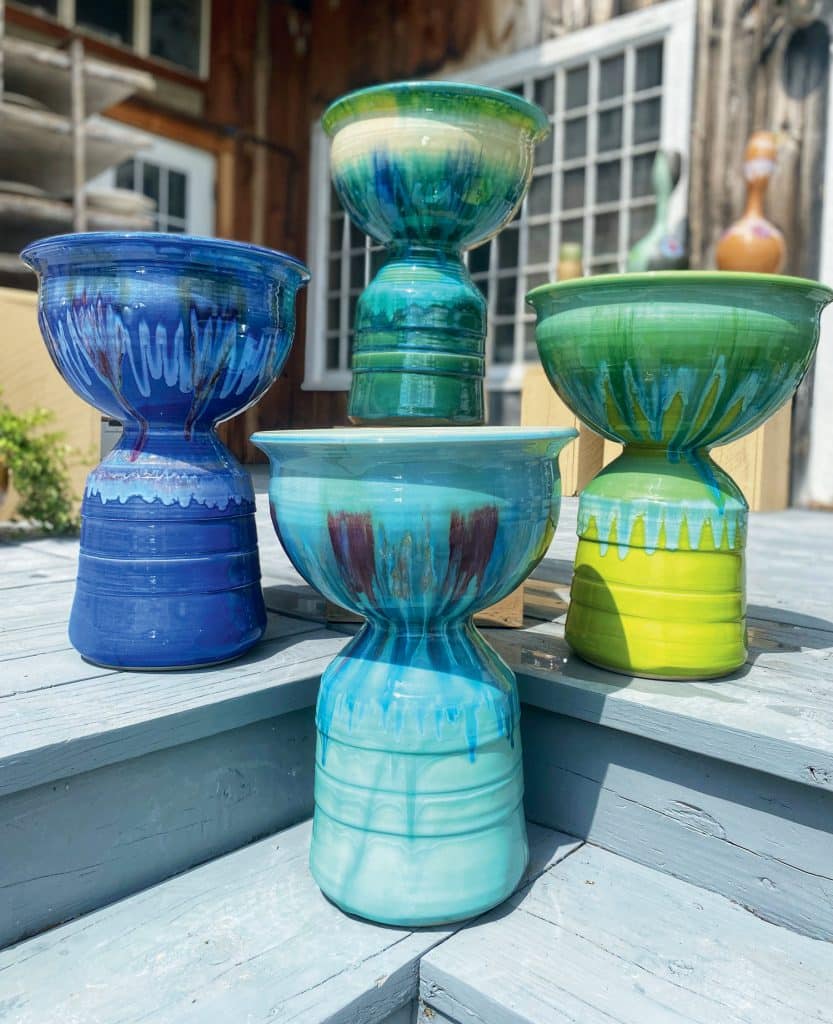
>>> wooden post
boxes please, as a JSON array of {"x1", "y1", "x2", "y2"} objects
[
  {"x1": 70, "y1": 35, "x2": 87, "y2": 233},
  {"x1": 520, "y1": 364, "x2": 604, "y2": 496},
  {"x1": 0, "y1": 0, "x2": 5, "y2": 105},
  {"x1": 250, "y1": 0, "x2": 270, "y2": 246}
]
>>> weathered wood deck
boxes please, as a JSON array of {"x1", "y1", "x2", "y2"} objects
[{"x1": 1, "y1": 481, "x2": 831, "y2": 1022}]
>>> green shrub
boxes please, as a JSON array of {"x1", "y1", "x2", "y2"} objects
[{"x1": 0, "y1": 393, "x2": 78, "y2": 534}]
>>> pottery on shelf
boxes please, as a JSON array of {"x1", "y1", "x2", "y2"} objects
[
  {"x1": 626, "y1": 149, "x2": 689, "y2": 271},
  {"x1": 528, "y1": 271, "x2": 832, "y2": 680},
  {"x1": 716, "y1": 131, "x2": 786, "y2": 273},
  {"x1": 252, "y1": 427, "x2": 576, "y2": 925},
  {"x1": 556, "y1": 242, "x2": 583, "y2": 282},
  {"x1": 21, "y1": 232, "x2": 309, "y2": 669},
  {"x1": 323, "y1": 81, "x2": 549, "y2": 425}
]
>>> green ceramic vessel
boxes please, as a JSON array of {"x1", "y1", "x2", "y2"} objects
[
  {"x1": 528, "y1": 271, "x2": 833, "y2": 680},
  {"x1": 323, "y1": 81, "x2": 549, "y2": 424}
]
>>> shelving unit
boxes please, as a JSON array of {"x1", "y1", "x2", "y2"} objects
[{"x1": 0, "y1": 1, "x2": 155, "y2": 286}]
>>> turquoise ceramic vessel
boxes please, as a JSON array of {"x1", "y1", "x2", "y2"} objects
[
  {"x1": 251, "y1": 427, "x2": 576, "y2": 925},
  {"x1": 323, "y1": 82, "x2": 549, "y2": 424}
]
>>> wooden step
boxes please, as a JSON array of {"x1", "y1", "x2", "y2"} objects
[
  {"x1": 0, "y1": 525, "x2": 349, "y2": 948},
  {"x1": 0, "y1": 820, "x2": 579, "y2": 1024},
  {"x1": 3, "y1": 493, "x2": 831, "y2": 950},
  {"x1": 419, "y1": 840, "x2": 833, "y2": 1024},
  {"x1": 485, "y1": 506, "x2": 833, "y2": 942}
]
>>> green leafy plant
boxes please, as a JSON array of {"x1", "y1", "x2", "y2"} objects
[{"x1": 0, "y1": 393, "x2": 78, "y2": 534}]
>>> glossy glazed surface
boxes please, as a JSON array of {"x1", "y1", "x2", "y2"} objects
[
  {"x1": 323, "y1": 82, "x2": 549, "y2": 424},
  {"x1": 252, "y1": 427, "x2": 576, "y2": 924},
  {"x1": 528, "y1": 272, "x2": 832, "y2": 679},
  {"x1": 716, "y1": 131, "x2": 785, "y2": 274},
  {"x1": 22, "y1": 232, "x2": 309, "y2": 668}
]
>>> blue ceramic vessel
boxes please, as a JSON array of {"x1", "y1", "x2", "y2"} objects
[
  {"x1": 21, "y1": 232, "x2": 309, "y2": 669},
  {"x1": 252, "y1": 426, "x2": 576, "y2": 925}
]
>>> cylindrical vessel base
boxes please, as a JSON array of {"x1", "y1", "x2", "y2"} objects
[{"x1": 566, "y1": 446, "x2": 748, "y2": 680}]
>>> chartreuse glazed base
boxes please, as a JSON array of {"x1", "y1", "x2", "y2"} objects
[
  {"x1": 528, "y1": 271, "x2": 833, "y2": 681},
  {"x1": 252, "y1": 427, "x2": 575, "y2": 926},
  {"x1": 323, "y1": 82, "x2": 549, "y2": 424}
]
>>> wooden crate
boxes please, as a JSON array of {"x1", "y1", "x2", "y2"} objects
[
  {"x1": 326, "y1": 585, "x2": 524, "y2": 629},
  {"x1": 521, "y1": 364, "x2": 792, "y2": 511},
  {"x1": 520, "y1": 365, "x2": 604, "y2": 496}
]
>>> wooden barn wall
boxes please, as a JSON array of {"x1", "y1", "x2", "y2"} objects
[
  {"x1": 687, "y1": 0, "x2": 829, "y2": 495},
  {"x1": 213, "y1": 0, "x2": 830, "y2": 470}
]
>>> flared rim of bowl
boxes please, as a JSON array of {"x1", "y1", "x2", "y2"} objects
[
  {"x1": 526, "y1": 269, "x2": 833, "y2": 307},
  {"x1": 322, "y1": 80, "x2": 550, "y2": 141},
  {"x1": 20, "y1": 231, "x2": 311, "y2": 282},
  {"x1": 251, "y1": 426, "x2": 578, "y2": 447}
]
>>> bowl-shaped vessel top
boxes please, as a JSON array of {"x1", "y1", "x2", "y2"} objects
[
  {"x1": 323, "y1": 81, "x2": 550, "y2": 250},
  {"x1": 252, "y1": 426, "x2": 576, "y2": 623},
  {"x1": 21, "y1": 232, "x2": 310, "y2": 432},
  {"x1": 528, "y1": 271, "x2": 833, "y2": 449}
]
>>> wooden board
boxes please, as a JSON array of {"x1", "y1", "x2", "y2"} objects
[
  {"x1": 520, "y1": 364, "x2": 604, "y2": 496},
  {"x1": 522, "y1": 705, "x2": 833, "y2": 941},
  {"x1": 421, "y1": 842, "x2": 833, "y2": 1024},
  {"x1": 326, "y1": 585, "x2": 525, "y2": 629},
  {"x1": 523, "y1": 364, "x2": 793, "y2": 512},
  {"x1": 0, "y1": 820, "x2": 578, "y2": 1023}
]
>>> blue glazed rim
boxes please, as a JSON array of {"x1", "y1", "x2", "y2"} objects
[
  {"x1": 251, "y1": 426, "x2": 578, "y2": 446},
  {"x1": 322, "y1": 80, "x2": 550, "y2": 141},
  {"x1": 20, "y1": 231, "x2": 311, "y2": 282}
]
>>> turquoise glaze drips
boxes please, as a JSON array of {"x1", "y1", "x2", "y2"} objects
[
  {"x1": 528, "y1": 271, "x2": 833, "y2": 680},
  {"x1": 323, "y1": 82, "x2": 549, "y2": 424},
  {"x1": 252, "y1": 427, "x2": 576, "y2": 925}
]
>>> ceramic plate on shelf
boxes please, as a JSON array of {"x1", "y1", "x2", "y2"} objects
[
  {"x1": 85, "y1": 188, "x2": 157, "y2": 215},
  {"x1": 2, "y1": 92, "x2": 50, "y2": 113},
  {"x1": 0, "y1": 180, "x2": 51, "y2": 199}
]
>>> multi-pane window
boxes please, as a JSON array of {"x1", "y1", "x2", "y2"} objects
[
  {"x1": 473, "y1": 40, "x2": 665, "y2": 371},
  {"x1": 323, "y1": 185, "x2": 387, "y2": 378},
  {"x1": 88, "y1": 133, "x2": 215, "y2": 236},
  {"x1": 305, "y1": 1, "x2": 694, "y2": 392},
  {"x1": 11, "y1": 0, "x2": 208, "y2": 76},
  {"x1": 116, "y1": 158, "x2": 188, "y2": 233}
]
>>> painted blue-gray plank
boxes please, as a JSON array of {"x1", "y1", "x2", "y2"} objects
[
  {"x1": 1, "y1": 708, "x2": 316, "y2": 948},
  {"x1": 522, "y1": 705, "x2": 833, "y2": 940},
  {"x1": 420, "y1": 842, "x2": 833, "y2": 1024},
  {"x1": 0, "y1": 821, "x2": 579, "y2": 1023}
]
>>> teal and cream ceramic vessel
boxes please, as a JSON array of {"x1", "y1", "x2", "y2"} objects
[
  {"x1": 323, "y1": 81, "x2": 549, "y2": 424},
  {"x1": 252, "y1": 427, "x2": 575, "y2": 925},
  {"x1": 528, "y1": 272, "x2": 833, "y2": 680}
]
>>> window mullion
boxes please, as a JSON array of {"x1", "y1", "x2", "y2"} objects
[
  {"x1": 549, "y1": 67, "x2": 565, "y2": 276},
  {"x1": 619, "y1": 45, "x2": 636, "y2": 269},
  {"x1": 58, "y1": 0, "x2": 75, "y2": 26},
  {"x1": 339, "y1": 215, "x2": 351, "y2": 375},
  {"x1": 513, "y1": 76, "x2": 534, "y2": 369},
  {"x1": 134, "y1": 0, "x2": 151, "y2": 57},
  {"x1": 584, "y1": 58, "x2": 600, "y2": 269}
]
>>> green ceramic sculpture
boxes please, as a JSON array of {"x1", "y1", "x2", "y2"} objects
[
  {"x1": 626, "y1": 150, "x2": 688, "y2": 272},
  {"x1": 528, "y1": 271, "x2": 832, "y2": 680},
  {"x1": 323, "y1": 81, "x2": 549, "y2": 424}
]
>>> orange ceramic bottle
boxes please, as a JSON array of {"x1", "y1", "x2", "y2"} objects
[{"x1": 716, "y1": 131, "x2": 785, "y2": 273}]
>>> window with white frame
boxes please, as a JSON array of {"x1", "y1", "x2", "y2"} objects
[
  {"x1": 87, "y1": 132, "x2": 216, "y2": 236},
  {"x1": 304, "y1": 0, "x2": 694, "y2": 393},
  {"x1": 11, "y1": 0, "x2": 210, "y2": 77}
]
